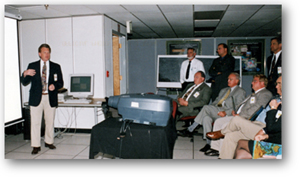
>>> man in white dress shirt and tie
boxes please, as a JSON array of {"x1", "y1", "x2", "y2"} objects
[{"x1": 180, "y1": 48, "x2": 205, "y2": 91}]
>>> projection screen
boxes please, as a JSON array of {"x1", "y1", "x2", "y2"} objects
[{"x1": 4, "y1": 17, "x2": 23, "y2": 126}]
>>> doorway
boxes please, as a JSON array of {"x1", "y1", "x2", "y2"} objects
[{"x1": 112, "y1": 33, "x2": 127, "y2": 95}]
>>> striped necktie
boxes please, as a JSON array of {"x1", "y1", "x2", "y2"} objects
[
  {"x1": 183, "y1": 85, "x2": 195, "y2": 100},
  {"x1": 42, "y1": 61, "x2": 47, "y2": 93}
]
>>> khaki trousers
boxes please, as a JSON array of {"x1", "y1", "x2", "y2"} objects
[
  {"x1": 218, "y1": 116, "x2": 266, "y2": 159},
  {"x1": 211, "y1": 116, "x2": 233, "y2": 151},
  {"x1": 30, "y1": 95, "x2": 56, "y2": 147}
]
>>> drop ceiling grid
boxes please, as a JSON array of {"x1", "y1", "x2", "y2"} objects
[
  {"x1": 5, "y1": 4, "x2": 282, "y2": 39},
  {"x1": 121, "y1": 4, "x2": 161, "y2": 13},
  {"x1": 106, "y1": 12, "x2": 140, "y2": 24},
  {"x1": 158, "y1": 4, "x2": 193, "y2": 13}
]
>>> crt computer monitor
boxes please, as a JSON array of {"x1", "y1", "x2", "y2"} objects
[{"x1": 69, "y1": 73, "x2": 94, "y2": 99}]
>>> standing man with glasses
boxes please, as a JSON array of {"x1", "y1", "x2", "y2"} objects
[{"x1": 21, "y1": 44, "x2": 64, "y2": 155}]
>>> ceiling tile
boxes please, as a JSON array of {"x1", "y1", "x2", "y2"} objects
[
  {"x1": 122, "y1": 5, "x2": 160, "y2": 13},
  {"x1": 250, "y1": 9, "x2": 281, "y2": 20},
  {"x1": 227, "y1": 5, "x2": 262, "y2": 11},
  {"x1": 107, "y1": 12, "x2": 140, "y2": 24},
  {"x1": 194, "y1": 5, "x2": 228, "y2": 11},
  {"x1": 85, "y1": 5, "x2": 127, "y2": 14},
  {"x1": 158, "y1": 5, "x2": 192, "y2": 13},
  {"x1": 49, "y1": 5, "x2": 98, "y2": 16},
  {"x1": 221, "y1": 10, "x2": 257, "y2": 21},
  {"x1": 17, "y1": 5, "x2": 69, "y2": 19},
  {"x1": 262, "y1": 5, "x2": 282, "y2": 10}
]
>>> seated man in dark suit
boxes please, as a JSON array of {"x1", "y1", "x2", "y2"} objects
[{"x1": 176, "y1": 71, "x2": 211, "y2": 121}]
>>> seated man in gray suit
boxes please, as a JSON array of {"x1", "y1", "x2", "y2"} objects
[
  {"x1": 205, "y1": 74, "x2": 273, "y2": 157},
  {"x1": 176, "y1": 71, "x2": 212, "y2": 119},
  {"x1": 178, "y1": 73, "x2": 246, "y2": 152}
]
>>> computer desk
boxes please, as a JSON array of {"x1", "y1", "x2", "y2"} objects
[
  {"x1": 24, "y1": 98, "x2": 105, "y2": 125},
  {"x1": 58, "y1": 98, "x2": 105, "y2": 125}
]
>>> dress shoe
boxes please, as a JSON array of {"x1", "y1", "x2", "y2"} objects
[
  {"x1": 177, "y1": 129, "x2": 193, "y2": 137},
  {"x1": 199, "y1": 144, "x2": 211, "y2": 152},
  {"x1": 206, "y1": 130, "x2": 224, "y2": 140},
  {"x1": 205, "y1": 149, "x2": 219, "y2": 156},
  {"x1": 31, "y1": 147, "x2": 41, "y2": 155},
  {"x1": 45, "y1": 143, "x2": 56, "y2": 149}
]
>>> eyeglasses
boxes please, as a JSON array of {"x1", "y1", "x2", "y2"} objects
[{"x1": 275, "y1": 82, "x2": 282, "y2": 86}]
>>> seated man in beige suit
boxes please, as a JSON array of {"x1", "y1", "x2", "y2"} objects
[
  {"x1": 205, "y1": 74, "x2": 273, "y2": 157},
  {"x1": 178, "y1": 72, "x2": 246, "y2": 152},
  {"x1": 176, "y1": 71, "x2": 212, "y2": 119},
  {"x1": 208, "y1": 76, "x2": 282, "y2": 159}
]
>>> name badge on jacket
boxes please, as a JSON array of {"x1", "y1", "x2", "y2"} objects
[
  {"x1": 193, "y1": 92, "x2": 200, "y2": 98},
  {"x1": 54, "y1": 74, "x2": 57, "y2": 81},
  {"x1": 250, "y1": 97, "x2": 255, "y2": 104},
  {"x1": 278, "y1": 67, "x2": 282, "y2": 74},
  {"x1": 276, "y1": 110, "x2": 282, "y2": 119}
]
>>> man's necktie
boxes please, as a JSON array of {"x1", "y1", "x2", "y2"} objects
[
  {"x1": 217, "y1": 89, "x2": 231, "y2": 107},
  {"x1": 185, "y1": 61, "x2": 191, "y2": 79},
  {"x1": 183, "y1": 85, "x2": 195, "y2": 100},
  {"x1": 42, "y1": 62, "x2": 47, "y2": 93},
  {"x1": 270, "y1": 55, "x2": 276, "y2": 75}
]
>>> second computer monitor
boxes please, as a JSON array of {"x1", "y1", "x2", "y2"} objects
[{"x1": 69, "y1": 73, "x2": 94, "y2": 99}]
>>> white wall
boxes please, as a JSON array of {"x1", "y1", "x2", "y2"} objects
[
  {"x1": 18, "y1": 15, "x2": 122, "y2": 129},
  {"x1": 19, "y1": 19, "x2": 46, "y2": 103},
  {"x1": 46, "y1": 18, "x2": 73, "y2": 91}
]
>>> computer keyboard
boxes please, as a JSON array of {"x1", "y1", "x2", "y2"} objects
[{"x1": 64, "y1": 99, "x2": 92, "y2": 104}]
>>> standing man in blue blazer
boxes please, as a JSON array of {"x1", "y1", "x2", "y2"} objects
[{"x1": 21, "y1": 44, "x2": 64, "y2": 155}]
